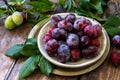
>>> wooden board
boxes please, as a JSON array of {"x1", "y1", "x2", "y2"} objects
[
  {"x1": 0, "y1": 0, "x2": 120, "y2": 80},
  {"x1": 0, "y1": 24, "x2": 33, "y2": 80}
]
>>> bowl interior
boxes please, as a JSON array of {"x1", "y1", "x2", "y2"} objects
[{"x1": 37, "y1": 13, "x2": 107, "y2": 68}]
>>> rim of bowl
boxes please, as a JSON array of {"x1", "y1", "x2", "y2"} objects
[{"x1": 37, "y1": 13, "x2": 107, "y2": 68}]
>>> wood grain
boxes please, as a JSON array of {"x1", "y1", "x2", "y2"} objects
[
  {"x1": 107, "y1": 0, "x2": 120, "y2": 17},
  {"x1": 8, "y1": 58, "x2": 78, "y2": 80},
  {"x1": 8, "y1": 58, "x2": 79, "y2": 80},
  {"x1": 80, "y1": 48, "x2": 120, "y2": 80},
  {"x1": 1, "y1": 0, "x2": 120, "y2": 80},
  {"x1": 0, "y1": 24, "x2": 33, "y2": 80}
]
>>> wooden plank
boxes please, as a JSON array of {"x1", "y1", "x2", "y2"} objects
[
  {"x1": 3, "y1": 0, "x2": 120, "y2": 80},
  {"x1": 8, "y1": 58, "x2": 79, "y2": 80},
  {"x1": 0, "y1": 24, "x2": 33, "y2": 80},
  {"x1": 107, "y1": 0, "x2": 120, "y2": 17},
  {"x1": 80, "y1": 48, "x2": 120, "y2": 80}
]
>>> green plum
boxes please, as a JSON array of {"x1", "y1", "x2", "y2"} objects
[
  {"x1": 12, "y1": 11, "x2": 23, "y2": 26},
  {"x1": 5, "y1": 15, "x2": 16, "y2": 30}
]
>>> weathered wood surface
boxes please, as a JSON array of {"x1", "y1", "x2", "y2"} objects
[
  {"x1": 107, "y1": 0, "x2": 120, "y2": 17},
  {"x1": 0, "y1": 23, "x2": 33, "y2": 80},
  {"x1": 0, "y1": 0, "x2": 120, "y2": 80}
]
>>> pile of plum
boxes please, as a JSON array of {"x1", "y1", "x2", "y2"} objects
[{"x1": 43, "y1": 13, "x2": 102, "y2": 63}]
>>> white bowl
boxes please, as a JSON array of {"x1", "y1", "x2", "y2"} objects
[{"x1": 37, "y1": 13, "x2": 107, "y2": 68}]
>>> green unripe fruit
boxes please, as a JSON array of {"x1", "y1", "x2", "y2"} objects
[
  {"x1": 5, "y1": 15, "x2": 16, "y2": 30},
  {"x1": 12, "y1": 11, "x2": 23, "y2": 26}
]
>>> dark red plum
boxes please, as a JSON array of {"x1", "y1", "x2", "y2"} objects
[
  {"x1": 45, "y1": 39, "x2": 58, "y2": 56},
  {"x1": 110, "y1": 52, "x2": 120, "y2": 66},
  {"x1": 66, "y1": 33, "x2": 79, "y2": 48},
  {"x1": 73, "y1": 17, "x2": 91, "y2": 31},
  {"x1": 52, "y1": 28, "x2": 67, "y2": 40},
  {"x1": 57, "y1": 20, "x2": 73, "y2": 31},
  {"x1": 79, "y1": 35, "x2": 91, "y2": 47},
  {"x1": 94, "y1": 24, "x2": 102, "y2": 36},
  {"x1": 71, "y1": 49, "x2": 81, "y2": 61},
  {"x1": 51, "y1": 15, "x2": 63, "y2": 26},
  {"x1": 112, "y1": 35, "x2": 120, "y2": 47},
  {"x1": 84, "y1": 25, "x2": 98, "y2": 38},
  {"x1": 57, "y1": 44, "x2": 71, "y2": 63},
  {"x1": 48, "y1": 26, "x2": 56, "y2": 35},
  {"x1": 43, "y1": 33, "x2": 52, "y2": 43},
  {"x1": 91, "y1": 39, "x2": 100, "y2": 47},
  {"x1": 65, "y1": 13, "x2": 76, "y2": 23},
  {"x1": 82, "y1": 46, "x2": 98, "y2": 58}
]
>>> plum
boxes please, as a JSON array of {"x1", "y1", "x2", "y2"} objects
[
  {"x1": 74, "y1": 17, "x2": 91, "y2": 31},
  {"x1": 65, "y1": 13, "x2": 76, "y2": 23},
  {"x1": 82, "y1": 46, "x2": 98, "y2": 58},
  {"x1": 79, "y1": 35, "x2": 91, "y2": 47},
  {"x1": 84, "y1": 25, "x2": 98, "y2": 38},
  {"x1": 110, "y1": 52, "x2": 120, "y2": 66},
  {"x1": 57, "y1": 20, "x2": 73, "y2": 31},
  {"x1": 70, "y1": 49, "x2": 81, "y2": 61},
  {"x1": 57, "y1": 44, "x2": 70, "y2": 63},
  {"x1": 45, "y1": 39, "x2": 58, "y2": 56},
  {"x1": 112, "y1": 35, "x2": 120, "y2": 47},
  {"x1": 52, "y1": 28, "x2": 67, "y2": 40},
  {"x1": 5, "y1": 15, "x2": 16, "y2": 30},
  {"x1": 51, "y1": 14, "x2": 63, "y2": 26},
  {"x1": 12, "y1": 11, "x2": 23, "y2": 26},
  {"x1": 66, "y1": 33, "x2": 79, "y2": 48}
]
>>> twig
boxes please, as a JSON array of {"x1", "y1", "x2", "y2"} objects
[{"x1": 3, "y1": 0, "x2": 14, "y2": 13}]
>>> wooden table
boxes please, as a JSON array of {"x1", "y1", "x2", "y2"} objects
[{"x1": 0, "y1": 0, "x2": 120, "y2": 80}]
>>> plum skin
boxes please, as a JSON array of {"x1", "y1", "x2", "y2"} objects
[
  {"x1": 57, "y1": 44, "x2": 71, "y2": 63},
  {"x1": 5, "y1": 15, "x2": 16, "y2": 30},
  {"x1": 12, "y1": 11, "x2": 23, "y2": 26},
  {"x1": 66, "y1": 33, "x2": 79, "y2": 48}
]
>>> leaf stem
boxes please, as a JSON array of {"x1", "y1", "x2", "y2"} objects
[{"x1": 3, "y1": 0, "x2": 14, "y2": 13}]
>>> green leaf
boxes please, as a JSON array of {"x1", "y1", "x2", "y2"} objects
[
  {"x1": 40, "y1": 14, "x2": 48, "y2": 21},
  {"x1": 103, "y1": 15, "x2": 120, "y2": 28},
  {"x1": 75, "y1": 10, "x2": 104, "y2": 21},
  {"x1": 59, "y1": 0, "x2": 67, "y2": 9},
  {"x1": 20, "y1": 38, "x2": 39, "y2": 56},
  {"x1": 19, "y1": 55, "x2": 40, "y2": 80},
  {"x1": 67, "y1": 0, "x2": 73, "y2": 10},
  {"x1": 6, "y1": 44, "x2": 23, "y2": 58},
  {"x1": 90, "y1": 0, "x2": 103, "y2": 14},
  {"x1": 38, "y1": 56, "x2": 54, "y2": 76},
  {"x1": 0, "y1": 9, "x2": 4, "y2": 15},
  {"x1": 79, "y1": 0, "x2": 90, "y2": 11},
  {"x1": 103, "y1": 15, "x2": 120, "y2": 37},
  {"x1": 21, "y1": 44, "x2": 38, "y2": 57},
  {"x1": 101, "y1": 0, "x2": 107, "y2": 6},
  {"x1": 59, "y1": 0, "x2": 65, "y2": 5},
  {"x1": 25, "y1": 38, "x2": 37, "y2": 48},
  {"x1": 0, "y1": 5, "x2": 7, "y2": 9},
  {"x1": 105, "y1": 27, "x2": 120, "y2": 37},
  {"x1": 27, "y1": 0, "x2": 53, "y2": 13},
  {"x1": 10, "y1": 0, "x2": 24, "y2": 3}
]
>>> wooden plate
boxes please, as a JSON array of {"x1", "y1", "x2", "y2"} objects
[
  {"x1": 28, "y1": 18, "x2": 110, "y2": 76},
  {"x1": 37, "y1": 13, "x2": 107, "y2": 68}
]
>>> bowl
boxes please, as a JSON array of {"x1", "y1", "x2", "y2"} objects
[{"x1": 37, "y1": 13, "x2": 107, "y2": 68}]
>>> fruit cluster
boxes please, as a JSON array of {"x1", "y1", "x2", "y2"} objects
[
  {"x1": 43, "y1": 13, "x2": 102, "y2": 63},
  {"x1": 4, "y1": 11, "x2": 27, "y2": 30},
  {"x1": 110, "y1": 35, "x2": 120, "y2": 66}
]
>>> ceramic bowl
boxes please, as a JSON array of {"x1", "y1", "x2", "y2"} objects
[{"x1": 37, "y1": 13, "x2": 107, "y2": 68}]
